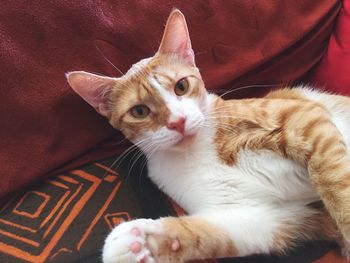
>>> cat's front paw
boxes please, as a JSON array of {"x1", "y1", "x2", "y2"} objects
[
  {"x1": 102, "y1": 218, "x2": 181, "y2": 263},
  {"x1": 102, "y1": 219, "x2": 158, "y2": 263}
]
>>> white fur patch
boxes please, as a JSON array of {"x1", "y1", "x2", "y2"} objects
[{"x1": 145, "y1": 91, "x2": 333, "y2": 255}]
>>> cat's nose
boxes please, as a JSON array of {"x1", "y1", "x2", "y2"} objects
[{"x1": 167, "y1": 116, "x2": 186, "y2": 134}]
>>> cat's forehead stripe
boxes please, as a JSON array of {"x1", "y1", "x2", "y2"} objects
[
  {"x1": 148, "y1": 75, "x2": 173, "y2": 102},
  {"x1": 154, "y1": 72, "x2": 174, "y2": 83},
  {"x1": 148, "y1": 75, "x2": 186, "y2": 122},
  {"x1": 140, "y1": 82, "x2": 154, "y2": 97}
]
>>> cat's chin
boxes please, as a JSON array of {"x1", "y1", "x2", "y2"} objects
[{"x1": 171, "y1": 133, "x2": 198, "y2": 150}]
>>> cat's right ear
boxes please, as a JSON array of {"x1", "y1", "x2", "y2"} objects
[
  {"x1": 66, "y1": 71, "x2": 116, "y2": 118},
  {"x1": 158, "y1": 9, "x2": 195, "y2": 66}
]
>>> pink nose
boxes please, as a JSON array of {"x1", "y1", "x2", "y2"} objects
[{"x1": 167, "y1": 116, "x2": 186, "y2": 134}]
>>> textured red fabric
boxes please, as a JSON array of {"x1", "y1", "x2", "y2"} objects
[
  {"x1": 0, "y1": 0, "x2": 341, "y2": 197},
  {"x1": 309, "y1": 0, "x2": 350, "y2": 96}
]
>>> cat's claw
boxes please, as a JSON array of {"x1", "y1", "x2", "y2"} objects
[{"x1": 102, "y1": 219, "x2": 160, "y2": 263}]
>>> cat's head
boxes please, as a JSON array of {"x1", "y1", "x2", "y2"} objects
[{"x1": 66, "y1": 9, "x2": 208, "y2": 153}]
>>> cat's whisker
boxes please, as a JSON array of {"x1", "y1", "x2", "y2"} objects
[
  {"x1": 102, "y1": 137, "x2": 129, "y2": 147},
  {"x1": 205, "y1": 110, "x2": 248, "y2": 117},
  {"x1": 104, "y1": 145, "x2": 139, "y2": 178},
  {"x1": 201, "y1": 118, "x2": 240, "y2": 132},
  {"x1": 126, "y1": 149, "x2": 144, "y2": 175},
  {"x1": 204, "y1": 114, "x2": 237, "y2": 119},
  {"x1": 126, "y1": 139, "x2": 158, "y2": 175},
  {"x1": 128, "y1": 147, "x2": 143, "y2": 162},
  {"x1": 126, "y1": 150, "x2": 145, "y2": 181},
  {"x1": 127, "y1": 138, "x2": 153, "y2": 160},
  {"x1": 200, "y1": 124, "x2": 238, "y2": 134},
  {"x1": 123, "y1": 141, "x2": 157, "y2": 182},
  {"x1": 205, "y1": 107, "x2": 250, "y2": 114},
  {"x1": 205, "y1": 107, "x2": 243, "y2": 114},
  {"x1": 204, "y1": 115, "x2": 251, "y2": 122},
  {"x1": 138, "y1": 145, "x2": 160, "y2": 191},
  {"x1": 128, "y1": 142, "x2": 161, "y2": 183},
  {"x1": 204, "y1": 117, "x2": 270, "y2": 128},
  {"x1": 204, "y1": 112, "x2": 269, "y2": 123},
  {"x1": 104, "y1": 137, "x2": 151, "y2": 178},
  {"x1": 218, "y1": 83, "x2": 282, "y2": 98},
  {"x1": 95, "y1": 45, "x2": 125, "y2": 76}
]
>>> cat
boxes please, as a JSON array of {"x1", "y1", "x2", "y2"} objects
[{"x1": 66, "y1": 9, "x2": 350, "y2": 263}]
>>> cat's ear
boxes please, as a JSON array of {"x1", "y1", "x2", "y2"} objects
[
  {"x1": 158, "y1": 9, "x2": 195, "y2": 66},
  {"x1": 66, "y1": 71, "x2": 116, "y2": 118}
]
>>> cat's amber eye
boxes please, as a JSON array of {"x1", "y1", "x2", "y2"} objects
[
  {"x1": 174, "y1": 78, "x2": 189, "y2": 96},
  {"x1": 130, "y1": 104, "x2": 150, "y2": 119}
]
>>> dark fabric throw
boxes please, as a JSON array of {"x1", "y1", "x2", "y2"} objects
[{"x1": 0, "y1": 155, "x2": 341, "y2": 263}]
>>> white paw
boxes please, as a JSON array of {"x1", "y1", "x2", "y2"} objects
[{"x1": 102, "y1": 219, "x2": 161, "y2": 263}]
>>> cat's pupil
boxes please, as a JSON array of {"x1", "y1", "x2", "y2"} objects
[
  {"x1": 177, "y1": 82, "x2": 185, "y2": 91},
  {"x1": 136, "y1": 106, "x2": 144, "y2": 115},
  {"x1": 174, "y1": 78, "x2": 189, "y2": 96},
  {"x1": 130, "y1": 104, "x2": 150, "y2": 118}
]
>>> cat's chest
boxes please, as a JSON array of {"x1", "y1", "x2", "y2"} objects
[{"x1": 147, "y1": 145, "x2": 318, "y2": 214}]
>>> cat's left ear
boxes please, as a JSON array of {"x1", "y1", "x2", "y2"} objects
[{"x1": 158, "y1": 9, "x2": 195, "y2": 66}]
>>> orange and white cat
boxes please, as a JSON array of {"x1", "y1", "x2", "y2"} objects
[{"x1": 66, "y1": 9, "x2": 350, "y2": 263}]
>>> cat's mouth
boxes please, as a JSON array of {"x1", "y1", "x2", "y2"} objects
[{"x1": 174, "y1": 133, "x2": 197, "y2": 147}]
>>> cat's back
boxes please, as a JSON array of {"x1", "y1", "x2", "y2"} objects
[{"x1": 269, "y1": 87, "x2": 350, "y2": 147}]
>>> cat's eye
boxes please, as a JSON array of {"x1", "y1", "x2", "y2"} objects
[
  {"x1": 130, "y1": 104, "x2": 150, "y2": 119},
  {"x1": 174, "y1": 78, "x2": 189, "y2": 96}
]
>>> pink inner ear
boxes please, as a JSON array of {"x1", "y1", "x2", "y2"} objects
[
  {"x1": 66, "y1": 71, "x2": 116, "y2": 117},
  {"x1": 158, "y1": 10, "x2": 195, "y2": 66}
]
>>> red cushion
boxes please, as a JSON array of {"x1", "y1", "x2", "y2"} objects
[
  {"x1": 309, "y1": 0, "x2": 350, "y2": 96},
  {"x1": 0, "y1": 1, "x2": 340, "y2": 197}
]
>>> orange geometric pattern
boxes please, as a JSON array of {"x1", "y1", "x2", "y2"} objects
[
  {"x1": 13, "y1": 191, "x2": 51, "y2": 219},
  {"x1": 0, "y1": 162, "x2": 123, "y2": 263},
  {"x1": 104, "y1": 212, "x2": 131, "y2": 230}
]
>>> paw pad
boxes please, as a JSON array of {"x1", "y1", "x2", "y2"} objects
[
  {"x1": 131, "y1": 228, "x2": 141, "y2": 236},
  {"x1": 171, "y1": 239, "x2": 180, "y2": 251},
  {"x1": 130, "y1": 241, "x2": 142, "y2": 253}
]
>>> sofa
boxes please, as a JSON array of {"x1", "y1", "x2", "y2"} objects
[{"x1": 1, "y1": 1, "x2": 349, "y2": 262}]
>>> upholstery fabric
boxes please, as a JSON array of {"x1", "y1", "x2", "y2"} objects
[
  {"x1": 0, "y1": 155, "x2": 175, "y2": 262},
  {"x1": 0, "y1": 0, "x2": 341, "y2": 197},
  {"x1": 308, "y1": 0, "x2": 350, "y2": 96}
]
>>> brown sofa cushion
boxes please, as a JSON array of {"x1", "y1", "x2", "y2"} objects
[{"x1": 0, "y1": 0, "x2": 341, "y2": 197}]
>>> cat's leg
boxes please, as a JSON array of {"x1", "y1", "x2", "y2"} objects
[
  {"x1": 102, "y1": 206, "x2": 336, "y2": 263},
  {"x1": 300, "y1": 117, "x2": 350, "y2": 242},
  {"x1": 308, "y1": 153, "x2": 350, "y2": 242},
  {"x1": 304, "y1": 204, "x2": 349, "y2": 258},
  {"x1": 275, "y1": 101, "x2": 350, "y2": 243},
  {"x1": 102, "y1": 216, "x2": 235, "y2": 263}
]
